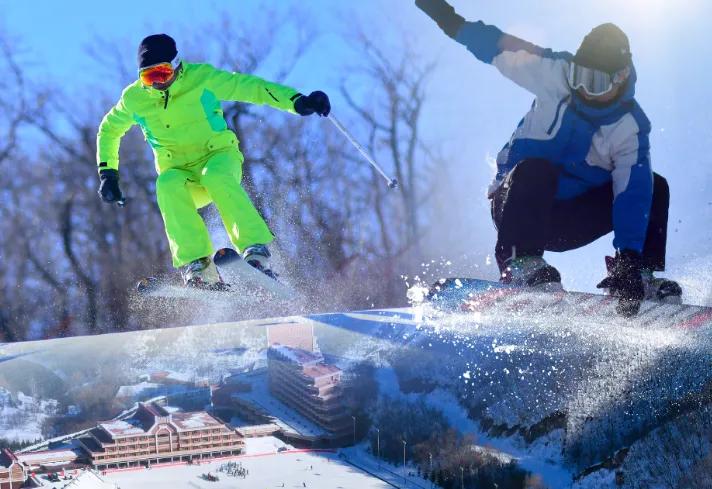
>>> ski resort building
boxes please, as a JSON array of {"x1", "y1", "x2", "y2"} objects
[
  {"x1": 235, "y1": 423, "x2": 281, "y2": 438},
  {"x1": 267, "y1": 345, "x2": 351, "y2": 440},
  {"x1": 13, "y1": 447, "x2": 81, "y2": 470},
  {"x1": 0, "y1": 449, "x2": 26, "y2": 489},
  {"x1": 76, "y1": 402, "x2": 244, "y2": 470}
]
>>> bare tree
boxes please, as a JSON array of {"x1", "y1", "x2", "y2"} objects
[
  {"x1": 341, "y1": 31, "x2": 436, "y2": 253},
  {"x1": 309, "y1": 31, "x2": 438, "y2": 306},
  {"x1": 0, "y1": 33, "x2": 29, "y2": 167},
  {"x1": 0, "y1": 31, "x2": 51, "y2": 341}
]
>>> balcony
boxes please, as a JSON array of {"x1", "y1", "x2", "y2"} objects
[
  {"x1": 271, "y1": 383, "x2": 345, "y2": 415},
  {"x1": 91, "y1": 442, "x2": 245, "y2": 465}
]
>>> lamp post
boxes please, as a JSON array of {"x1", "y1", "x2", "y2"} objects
[
  {"x1": 376, "y1": 428, "x2": 381, "y2": 467},
  {"x1": 460, "y1": 466, "x2": 464, "y2": 489},
  {"x1": 402, "y1": 439, "x2": 407, "y2": 485},
  {"x1": 428, "y1": 452, "x2": 433, "y2": 488},
  {"x1": 351, "y1": 416, "x2": 356, "y2": 446}
]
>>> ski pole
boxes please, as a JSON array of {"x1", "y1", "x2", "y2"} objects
[{"x1": 327, "y1": 113, "x2": 399, "y2": 189}]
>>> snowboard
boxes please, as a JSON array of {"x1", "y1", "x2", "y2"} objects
[
  {"x1": 136, "y1": 248, "x2": 297, "y2": 301},
  {"x1": 418, "y1": 277, "x2": 712, "y2": 330}
]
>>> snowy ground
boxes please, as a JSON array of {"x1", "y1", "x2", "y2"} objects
[
  {"x1": 0, "y1": 389, "x2": 58, "y2": 442},
  {"x1": 103, "y1": 437, "x2": 392, "y2": 489},
  {"x1": 340, "y1": 444, "x2": 435, "y2": 489},
  {"x1": 33, "y1": 470, "x2": 117, "y2": 488}
]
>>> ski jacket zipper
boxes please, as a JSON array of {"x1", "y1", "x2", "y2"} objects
[{"x1": 163, "y1": 90, "x2": 170, "y2": 109}]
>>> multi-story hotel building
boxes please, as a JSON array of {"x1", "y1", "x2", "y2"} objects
[
  {"x1": 0, "y1": 449, "x2": 26, "y2": 489},
  {"x1": 267, "y1": 345, "x2": 351, "y2": 440},
  {"x1": 77, "y1": 402, "x2": 244, "y2": 470}
]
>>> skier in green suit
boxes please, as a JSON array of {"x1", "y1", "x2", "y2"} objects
[{"x1": 97, "y1": 34, "x2": 330, "y2": 288}]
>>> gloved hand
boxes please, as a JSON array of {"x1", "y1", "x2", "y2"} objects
[
  {"x1": 415, "y1": 0, "x2": 465, "y2": 39},
  {"x1": 98, "y1": 168, "x2": 124, "y2": 204},
  {"x1": 596, "y1": 250, "x2": 645, "y2": 317},
  {"x1": 294, "y1": 91, "x2": 331, "y2": 117}
]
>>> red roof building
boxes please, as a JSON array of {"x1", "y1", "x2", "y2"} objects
[{"x1": 77, "y1": 403, "x2": 244, "y2": 470}]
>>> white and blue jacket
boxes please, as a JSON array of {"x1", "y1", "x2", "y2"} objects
[{"x1": 456, "y1": 21, "x2": 653, "y2": 253}]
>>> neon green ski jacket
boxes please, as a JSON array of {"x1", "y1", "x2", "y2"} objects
[{"x1": 96, "y1": 62, "x2": 300, "y2": 173}]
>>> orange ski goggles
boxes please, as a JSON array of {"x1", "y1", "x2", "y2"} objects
[{"x1": 139, "y1": 56, "x2": 180, "y2": 86}]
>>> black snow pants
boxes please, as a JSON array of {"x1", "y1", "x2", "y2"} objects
[{"x1": 491, "y1": 158, "x2": 669, "y2": 273}]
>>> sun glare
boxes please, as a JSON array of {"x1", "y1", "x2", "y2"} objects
[{"x1": 610, "y1": 0, "x2": 705, "y2": 27}]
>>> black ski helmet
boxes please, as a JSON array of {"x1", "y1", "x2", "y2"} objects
[
  {"x1": 137, "y1": 34, "x2": 177, "y2": 69},
  {"x1": 573, "y1": 23, "x2": 632, "y2": 74}
]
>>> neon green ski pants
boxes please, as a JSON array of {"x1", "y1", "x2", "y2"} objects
[{"x1": 156, "y1": 148, "x2": 274, "y2": 268}]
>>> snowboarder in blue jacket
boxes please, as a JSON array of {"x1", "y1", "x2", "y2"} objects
[{"x1": 416, "y1": 0, "x2": 682, "y2": 316}]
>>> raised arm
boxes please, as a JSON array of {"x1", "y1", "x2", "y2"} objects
[
  {"x1": 201, "y1": 64, "x2": 300, "y2": 113},
  {"x1": 96, "y1": 94, "x2": 136, "y2": 172},
  {"x1": 414, "y1": 0, "x2": 464, "y2": 38},
  {"x1": 416, "y1": 0, "x2": 571, "y2": 97}
]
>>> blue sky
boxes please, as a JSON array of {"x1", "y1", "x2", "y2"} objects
[{"x1": 4, "y1": 0, "x2": 712, "y2": 298}]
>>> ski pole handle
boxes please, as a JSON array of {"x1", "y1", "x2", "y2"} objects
[{"x1": 328, "y1": 113, "x2": 399, "y2": 189}]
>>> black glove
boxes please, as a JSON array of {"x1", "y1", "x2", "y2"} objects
[
  {"x1": 415, "y1": 0, "x2": 465, "y2": 39},
  {"x1": 596, "y1": 250, "x2": 645, "y2": 317},
  {"x1": 294, "y1": 91, "x2": 331, "y2": 117},
  {"x1": 98, "y1": 168, "x2": 123, "y2": 204}
]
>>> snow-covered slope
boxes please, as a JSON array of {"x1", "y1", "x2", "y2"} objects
[
  {"x1": 0, "y1": 302, "x2": 710, "y2": 487},
  {"x1": 0, "y1": 387, "x2": 58, "y2": 443}
]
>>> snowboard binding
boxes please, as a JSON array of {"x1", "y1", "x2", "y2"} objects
[{"x1": 215, "y1": 246, "x2": 278, "y2": 280}]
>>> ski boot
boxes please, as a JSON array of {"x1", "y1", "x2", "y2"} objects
[
  {"x1": 242, "y1": 244, "x2": 277, "y2": 280},
  {"x1": 181, "y1": 256, "x2": 229, "y2": 291},
  {"x1": 137, "y1": 276, "x2": 161, "y2": 294},
  {"x1": 501, "y1": 255, "x2": 562, "y2": 289},
  {"x1": 642, "y1": 271, "x2": 683, "y2": 304}
]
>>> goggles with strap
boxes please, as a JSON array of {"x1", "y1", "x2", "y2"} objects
[
  {"x1": 139, "y1": 54, "x2": 181, "y2": 87},
  {"x1": 568, "y1": 63, "x2": 630, "y2": 97}
]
